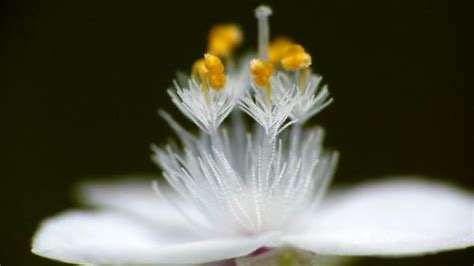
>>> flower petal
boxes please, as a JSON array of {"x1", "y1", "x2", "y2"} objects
[
  {"x1": 77, "y1": 177, "x2": 186, "y2": 226},
  {"x1": 285, "y1": 178, "x2": 473, "y2": 256},
  {"x1": 32, "y1": 210, "x2": 276, "y2": 264}
]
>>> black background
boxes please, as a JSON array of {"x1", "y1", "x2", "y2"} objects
[{"x1": 2, "y1": 0, "x2": 473, "y2": 265}]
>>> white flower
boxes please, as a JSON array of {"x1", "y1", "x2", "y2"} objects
[{"x1": 31, "y1": 5, "x2": 473, "y2": 266}]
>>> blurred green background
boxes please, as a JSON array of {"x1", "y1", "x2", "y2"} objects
[{"x1": 2, "y1": 0, "x2": 472, "y2": 265}]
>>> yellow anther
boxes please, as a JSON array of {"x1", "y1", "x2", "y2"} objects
[
  {"x1": 250, "y1": 59, "x2": 273, "y2": 103},
  {"x1": 250, "y1": 59, "x2": 273, "y2": 87},
  {"x1": 281, "y1": 44, "x2": 312, "y2": 71},
  {"x1": 208, "y1": 24, "x2": 243, "y2": 57},
  {"x1": 209, "y1": 73, "x2": 226, "y2": 91},
  {"x1": 204, "y1": 54, "x2": 225, "y2": 74},
  {"x1": 192, "y1": 59, "x2": 209, "y2": 80},
  {"x1": 190, "y1": 54, "x2": 226, "y2": 96},
  {"x1": 201, "y1": 54, "x2": 226, "y2": 91},
  {"x1": 268, "y1": 37, "x2": 294, "y2": 65},
  {"x1": 286, "y1": 44, "x2": 306, "y2": 54}
]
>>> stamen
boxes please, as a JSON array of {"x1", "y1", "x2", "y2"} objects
[
  {"x1": 281, "y1": 44, "x2": 312, "y2": 90},
  {"x1": 255, "y1": 5, "x2": 273, "y2": 61},
  {"x1": 268, "y1": 37, "x2": 294, "y2": 65},
  {"x1": 190, "y1": 54, "x2": 226, "y2": 104},
  {"x1": 250, "y1": 59, "x2": 273, "y2": 103},
  {"x1": 204, "y1": 53, "x2": 226, "y2": 91},
  {"x1": 208, "y1": 24, "x2": 243, "y2": 57}
]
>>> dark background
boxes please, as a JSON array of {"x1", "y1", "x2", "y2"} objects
[{"x1": 2, "y1": 0, "x2": 473, "y2": 265}]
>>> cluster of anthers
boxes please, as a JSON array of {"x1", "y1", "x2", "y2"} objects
[{"x1": 155, "y1": 5, "x2": 335, "y2": 236}]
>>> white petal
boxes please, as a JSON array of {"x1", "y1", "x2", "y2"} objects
[
  {"x1": 77, "y1": 177, "x2": 186, "y2": 226},
  {"x1": 32, "y1": 211, "x2": 276, "y2": 264},
  {"x1": 285, "y1": 178, "x2": 474, "y2": 256}
]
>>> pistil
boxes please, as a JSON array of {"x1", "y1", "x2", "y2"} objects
[
  {"x1": 255, "y1": 5, "x2": 272, "y2": 61},
  {"x1": 253, "y1": 5, "x2": 273, "y2": 103}
]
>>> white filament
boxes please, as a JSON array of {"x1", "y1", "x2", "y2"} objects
[
  {"x1": 153, "y1": 109, "x2": 337, "y2": 235},
  {"x1": 168, "y1": 79, "x2": 235, "y2": 134}
]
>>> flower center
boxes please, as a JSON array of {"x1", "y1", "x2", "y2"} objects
[{"x1": 155, "y1": 5, "x2": 337, "y2": 237}]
